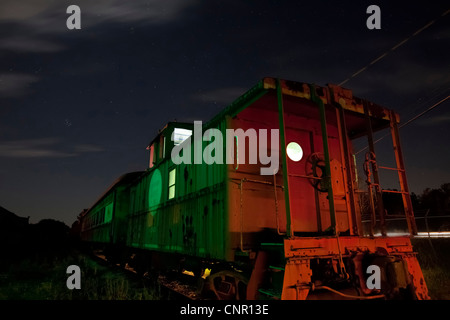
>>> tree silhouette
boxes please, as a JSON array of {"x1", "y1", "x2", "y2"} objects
[{"x1": 416, "y1": 183, "x2": 450, "y2": 216}]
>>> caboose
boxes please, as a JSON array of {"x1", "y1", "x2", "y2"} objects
[{"x1": 79, "y1": 77, "x2": 429, "y2": 300}]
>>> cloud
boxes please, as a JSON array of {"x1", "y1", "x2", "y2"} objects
[
  {"x1": 0, "y1": 138, "x2": 104, "y2": 159},
  {"x1": 85, "y1": 0, "x2": 196, "y2": 25},
  {"x1": 342, "y1": 58, "x2": 450, "y2": 97},
  {"x1": 382, "y1": 63, "x2": 450, "y2": 94},
  {"x1": 0, "y1": 0, "x2": 197, "y2": 32},
  {"x1": 0, "y1": 0, "x2": 56, "y2": 21},
  {"x1": 0, "y1": 138, "x2": 74, "y2": 158},
  {"x1": 0, "y1": 36, "x2": 65, "y2": 53},
  {"x1": 73, "y1": 144, "x2": 105, "y2": 153},
  {"x1": 416, "y1": 114, "x2": 450, "y2": 126},
  {"x1": 0, "y1": 73, "x2": 39, "y2": 97},
  {"x1": 0, "y1": 0, "x2": 200, "y2": 104},
  {"x1": 433, "y1": 26, "x2": 450, "y2": 40},
  {"x1": 0, "y1": 1, "x2": 199, "y2": 98},
  {"x1": 0, "y1": 0, "x2": 198, "y2": 57}
]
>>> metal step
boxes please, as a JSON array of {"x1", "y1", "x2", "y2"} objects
[
  {"x1": 258, "y1": 288, "x2": 281, "y2": 299},
  {"x1": 269, "y1": 265, "x2": 285, "y2": 271}
]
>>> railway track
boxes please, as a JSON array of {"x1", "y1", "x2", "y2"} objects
[{"x1": 90, "y1": 250, "x2": 201, "y2": 300}]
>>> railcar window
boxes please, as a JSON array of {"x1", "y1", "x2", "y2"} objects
[
  {"x1": 105, "y1": 203, "x2": 113, "y2": 222},
  {"x1": 173, "y1": 128, "x2": 192, "y2": 146},
  {"x1": 168, "y1": 168, "x2": 176, "y2": 199},
  {"x1": 286, "y1": 142, "x2": 303, "y2": 162},
  {"x1": 163, "y1": 136, "x2": 166, "y2": 158},
  {"x1": 149, "y1": 144, "x2": 155, "y2": 168}
]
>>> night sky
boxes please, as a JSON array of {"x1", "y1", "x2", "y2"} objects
[{"x1": 0, "y1": 1, "x2": 449, "y2": 226}]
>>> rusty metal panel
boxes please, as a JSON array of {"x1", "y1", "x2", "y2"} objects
[
  {"x1": 262, "y1": 78, "x2": 396, "y2": 123},
  {"x1": 281, "y1": 236, "x2": 429, "y2": 300},
  {"x1": 227, "y1": 91, "x2": 352, "y2": 238}
]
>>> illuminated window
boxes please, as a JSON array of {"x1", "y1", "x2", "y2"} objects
[
  {"x1": 286, "y1": 142, "x2": 303, "y2": 162},
  {"x1": 173, "y1": 128, "x2": 192, "y2": 146},
  {"x1": 149, "y1": 144, "x2": 155, "y2": 168},
  {"x1": 168, "y1": 168, "x2": 176, "y2": 199},
  {"x1": 163, "y1": 136, "x2": 166, "y2": 158}
]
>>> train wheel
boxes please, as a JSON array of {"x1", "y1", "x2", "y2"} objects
[{"x1": 208, "y1": 270, "x2": 249, "y2": 300}]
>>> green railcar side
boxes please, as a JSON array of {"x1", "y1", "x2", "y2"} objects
[
  {"x1": 126, "y1": 121, "x2": 230, "y2": 261},
  {"x1": 80, "y1": 172, "x2": 142, "y2": 247}
]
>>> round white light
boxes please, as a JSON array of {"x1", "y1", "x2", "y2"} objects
[{"x1": 286, "y1": 142, "x2": 303, "y2": 162}]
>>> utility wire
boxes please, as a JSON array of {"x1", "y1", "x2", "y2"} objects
[
  {"x1": 354, "y1": 95, "x2": 450, "y2": 155},
  {"x1": 339, "y1": 8, "x2": 450, "y2": 86},
  {"x1": 405, "y1": 86, "x2": 450, "y2": 117},
  {"x1": 399, "y1": 95, "x2": 450, "y2": 129}
]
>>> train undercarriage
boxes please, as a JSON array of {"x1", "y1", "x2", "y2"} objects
[
  {"x1": 94, "y1": 233, "x2": 429, "y2": 300},
  {"x1": 253, "y1": 236, "x2": 429, "y2": 300}
]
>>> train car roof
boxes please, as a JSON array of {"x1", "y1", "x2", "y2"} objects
[{"x1": 206, "y1": 77, "x2": 399, "y2": 138}]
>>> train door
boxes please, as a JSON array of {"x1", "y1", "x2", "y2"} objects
[{"x1": 284, "y1": 127, "x2": 350, "y2": 234}]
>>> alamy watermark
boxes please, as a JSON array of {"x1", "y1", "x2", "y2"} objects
[
  {"x1": 66, "y1": 265, "x2": 81, "y2": 289},
  {"x1": 366, "y1": 265, "x2": 381, "y2": 290},
  {"x1": 66, "y1": 5, "x2": 81, "y2": 30},
  {"x1": 171, "y1": 121, "x2": 280, "y2": 176},
  {"x1": 366, "y1": 5, "x2": 381, "y2": 30}
]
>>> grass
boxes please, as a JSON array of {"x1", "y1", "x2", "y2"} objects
[
  {"x1": 0, "y1": 250, "x2": 160, "y2": 300},
  {"x1": 1, "y1": 239, "x2": 449, "y2": 300},
  {"x1": 412, "y1": 238, "x2": 450, "y2": 300}
]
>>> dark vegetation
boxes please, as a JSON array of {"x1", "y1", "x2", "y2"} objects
[
  {"x1": 0, "y1": 206, "x2": 160, "y2": 300},
  {"x1": 366, "y1": 183, "x2": 450, "y2": 232},
  {"x1": 412, "y1": 238, "x2": 450, "y2": 300}
]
